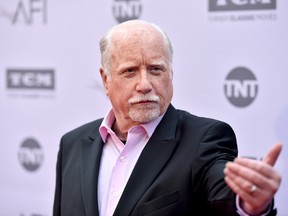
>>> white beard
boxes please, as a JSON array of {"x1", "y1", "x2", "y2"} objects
[
  {"x1": 129, "y1": 103, "x2": 160, "y2": 123},
  {"x1": 128, "y1": 93, "x2": 161, "y2": 123}
]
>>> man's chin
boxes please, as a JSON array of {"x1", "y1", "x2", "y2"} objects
[{"x1": 129, "y1": 107, "x2": 160, "y2": 123}]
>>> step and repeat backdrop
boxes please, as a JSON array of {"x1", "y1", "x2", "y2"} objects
[{"x1": 1, "y1": 0, "x2": 287, "y2": 215}]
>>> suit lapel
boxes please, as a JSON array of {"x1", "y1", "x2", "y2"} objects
[
  {"x1": 113, "y1": 105, "x2": 179, "y2": 216},
  {"x1": 81, "y1": 130, "x2": 104, "y2": 216}
]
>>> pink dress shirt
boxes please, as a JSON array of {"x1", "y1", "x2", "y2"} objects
[
  {"x1": 98, "y1": 109, "x2": 163, "y2": 216},
  {"x1": 97, "y1": 108, "x2": 269, "y2": 216}
]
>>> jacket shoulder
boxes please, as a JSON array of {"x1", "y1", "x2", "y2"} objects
[
  {"x1": 61, "y1": 118, "x2": 103, "y2": 142},
  {"x1": 176, "y1": 108, "x2": 231, "y2": 128}
]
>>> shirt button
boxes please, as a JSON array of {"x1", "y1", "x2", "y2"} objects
[
  {"x1": 120, "y1": 156, "x2": 125, "y2": 162},
  {"x1": 112, "y1": 191, "x2": 118, "y2": 197}
]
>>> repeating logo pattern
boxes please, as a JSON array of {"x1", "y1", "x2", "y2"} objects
[
  {"x1": 112, "y1": 0, "x2": 142, "y2": 23},
  {"x1": 224, "y1": 67, "x2": 258, "y2": 108},
  {"x1": 209, "y1": 0, "x2": 276, "y2": 11},
  {"x1": 7, "y1": 69, "x2": 55, "y2": 90},
  {"x1": 18, "y1": 138, "x2": 44, "y2": 172},
  {"x1": 208, "y1": 0, "x2": 277, "y2": 22},
  {"x1": 0, "y1": 0, "x2": 47, "y2": 25}
]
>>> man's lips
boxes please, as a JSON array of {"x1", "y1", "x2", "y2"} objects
[{"x1": 131, "y1": 100, "x2": 158, "y2": 105}]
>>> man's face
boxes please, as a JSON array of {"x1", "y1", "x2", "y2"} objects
[{"x1": 100, "y1": 26, "x2": 173, "y2": 127}]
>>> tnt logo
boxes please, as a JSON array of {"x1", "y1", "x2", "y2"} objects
[
  {"x1": 224, "y1": 67, "x2": 258, "y2": 108},
  {"x1": 18, "y1": 138, "x2": 44, "y2": 172},
  {"x1": 10, "y1": 0, "x2": 47, "y2": 25},
  {"x1": 209, "y1": 0, "x2": 276, "y2": 11},
  {"x1": 7, "y1": 69, "x2": 55, "y2": 90},
  {"x1": 112, "y1": 0, "x2": 142, "y2": 23}
]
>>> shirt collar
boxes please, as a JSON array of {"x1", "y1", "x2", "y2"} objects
[{"x1": 99, "y1": 108, "x2": 164, "y2": 143}]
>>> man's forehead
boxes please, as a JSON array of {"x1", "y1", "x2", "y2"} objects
[{"x1": 112, "y1": 25, "x2": 162, "y2": 44}]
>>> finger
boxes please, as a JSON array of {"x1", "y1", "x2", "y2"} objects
[
  {"x1": 226, "y1": 161, "x2": 277, "y2": 186},
  {"x1": 224, "y1": 170, "x2": 273, "y2": 213},
  {"x1": 225, "y1": 161, "x2": 281, "y2": 195},
  {"x1": 263, "y1": 143, "x2": 282, "y2": 166},
  {"x1": 224, "y1": 167, "x2": 260, "y2": 193},
  {"x1": 233, "y1": 158, "x2": 280, "y2": 180},
  {"x1": 224, "y1": 176, "x2": 266, "y2": 209}
]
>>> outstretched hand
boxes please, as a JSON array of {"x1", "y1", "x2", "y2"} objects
[{"x1": 224, "y1": 143, "x2": 282, "y2": 215}]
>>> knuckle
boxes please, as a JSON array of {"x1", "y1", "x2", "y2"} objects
[{"x1": 270, "y1": 182, "x2": 279, "y2": 193}]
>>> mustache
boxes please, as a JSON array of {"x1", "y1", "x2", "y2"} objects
[{"x1": 128, "y1": 94, "x2": 160, "y2": 104}]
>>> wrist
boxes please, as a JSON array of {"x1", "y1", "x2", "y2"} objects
[{"x1": 241, "y1": 199, "x2": 271, "y2": 216}]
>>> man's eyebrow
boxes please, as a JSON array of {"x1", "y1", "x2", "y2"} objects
[
  {"x1": 116, "y1": 63, "x2": 137, "y2": 72},
  {"x1": 148, "y1": 61, "x2": 167, "y2": 66}
]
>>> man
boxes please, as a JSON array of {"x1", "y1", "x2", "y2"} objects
[{"x1": 53, "y1": 20, "x2": 282, "y2": 216}]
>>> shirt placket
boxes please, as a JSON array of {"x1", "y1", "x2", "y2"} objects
[{"x1": 105, "y1": 126, "x2": 145, "y2": 216}]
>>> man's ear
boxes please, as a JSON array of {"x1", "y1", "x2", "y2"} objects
[{"x1": 100, "y1": 67, "x2": 109, "y2": 95}]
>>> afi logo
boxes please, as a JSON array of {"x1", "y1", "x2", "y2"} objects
[
  {"x1": 112, "y1": 0, "x2": 142, "y2": 23},
  {"x1": 7, "y1": 69, "x2": 55, "y2": 90},
  {"x1": 224, "y1": 67, "x2": 258, "y2": 108},
  {"x1": 12, "y1": 0, "x2": 47, "y2": 25},
  {"x1": 209, "y1": 0, "x2": 276, "y2": 11}
]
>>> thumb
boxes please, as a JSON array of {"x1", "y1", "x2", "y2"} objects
[{"x1": 263, "y1": 143, "x2": 283, "y2": 166}]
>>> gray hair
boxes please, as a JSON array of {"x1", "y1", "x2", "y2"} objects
[{"x1": 99, "y1": 20, "x2": 173, "y2": 75}]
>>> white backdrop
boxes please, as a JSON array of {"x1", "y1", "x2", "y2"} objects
[{"x1": 0, "y1": 0, "x2": 287, "y2": 215}]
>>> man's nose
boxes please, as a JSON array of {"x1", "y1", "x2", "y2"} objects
[{"x1": 136, "y1": 71, "x2": 153, "y2": 93}]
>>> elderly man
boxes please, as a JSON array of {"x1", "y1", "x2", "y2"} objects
[{"x1": 53, "y1": 20, "x2": 282, "y2": 216}]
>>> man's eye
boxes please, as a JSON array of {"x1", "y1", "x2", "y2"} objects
[
  {"x1": 127, "y1": 68, "x2": 136, "y2": 73},
  {"x1": 153, "y1": 67, "x2": 161, "y2": 71},
  {"x1": 150, "y1": 66, "x2": 165, "y2": 73},
  {"x1": 121, "y1": 68, "x2": 137, "y2": 77}
]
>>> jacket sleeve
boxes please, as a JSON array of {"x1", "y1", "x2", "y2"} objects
[
  {"x1": 53, "y1": 139, "x2": 63, "y2": 216},
  {"x1": 192, "y1": 121, "x2": 277, "y2": 216},
  {"x1": 192, "y1": 120, "x2": 239, "y2": 215}
]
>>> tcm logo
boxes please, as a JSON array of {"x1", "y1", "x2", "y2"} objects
[
  {"x1": 112, "y1": 0, "x2": 142, "y2": 23},
  {"x1": 224, "y1": 67, "x2": 258, "y2": 108},
  {"x1": 18, "y1": 138, "x2": 44, "y2": 172},
  {"x1": 209, "y1": 0, "x2": 276, "y2": 11},
  {"x1": 7, "y1": 69, "x2": 55, "y2": 90}
]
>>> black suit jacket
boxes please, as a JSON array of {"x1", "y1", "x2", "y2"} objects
[{"x1": 53, "y1": 104, "x2": 276, "y2": 216}]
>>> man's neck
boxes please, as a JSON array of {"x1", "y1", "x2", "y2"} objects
[{"x1": 112, "y1": 121, "x2": 129, "y2": 141}]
